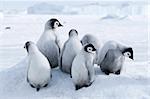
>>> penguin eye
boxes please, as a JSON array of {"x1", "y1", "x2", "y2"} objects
[
  {"x1": 55, "y1": 21, "x2": 59, "y2": 26},
  {"x1": 127, "y1": 52, "x2": 131, "y2": 56},
  {"x1": 124, "y1": 52, "x2": 131, "y2": 57},
  {"x1": 87, "y1": 47, "x2": 93, "y2": 52}
]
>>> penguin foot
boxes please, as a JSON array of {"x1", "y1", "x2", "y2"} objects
[
  {"x1": 70, "y1": 74, "x2": 72, "y2": 78},
  {"x1": 43, "y1": 83, "x2": 48, "y2": 87},
  {"x1": 36, "y1": 88, "x2": 40, "y2": 92},
  {"x1": 89, "y1": 81, "x2": 94, "y2": 86},
  {"x1": 84, "y1": 81, "x2": 93, "y2": 88},
  {"x1": 84, "y1": 85, "x2": 89, "y2": 87},
  {"x1": 30, "y1": 84, "x2": 35, "y2": 88},
  {"x1": 101, "y1": 68, "x2": 110, "y2": 75},
  {"x1": 103, "y1": 70, "x2": 110, "y2": 75},
  {"x1": 84, "y1": 84, "x2": 91, "y2": 88},
  {"x1": 115, "y1": 70, "x2": 121, "y2": 75},
  {"x1": 75, "y1": 85, "x2": 82, "y2": 90}
]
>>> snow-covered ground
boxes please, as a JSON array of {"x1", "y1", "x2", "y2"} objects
[{"x1": 0, "y1": 15, "x2": 149, "y2": 98}]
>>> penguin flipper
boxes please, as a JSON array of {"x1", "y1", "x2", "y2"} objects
[
  {"x1": 70, "y1": 65, "x2": 72, "y2": 78},
  {"x1": 60, "y1": 55, "x2": 62, "y2": 69},
  {"x1": 70, "y1": 73, "x2": 72, "y2": 78},
  {"x1": 59, "y1": 41, "x2": 68, "y2": 69},
  {"x1": 55, "y1": 36, "x2": 61, "y2": 55},
  {"x1": 27, "y1": 77, "x2": 29, "y2": 82},
  {"x1": 51, "y1": 73, "x2": 52, "y2": 78}
]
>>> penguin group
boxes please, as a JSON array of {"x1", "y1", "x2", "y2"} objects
[{"x1": 24, "y1": 18, "x2": 134, "y2": 91}]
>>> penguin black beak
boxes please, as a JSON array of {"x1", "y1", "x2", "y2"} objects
[
  {"x1": 93, "y1": 47, "x2": 96, "y2": 52},
  {"x1": 58, "y1": 23, "x2": 63, "y2": 27},
  {"x1": 129, "y1": 56, "x2": 134, "y2": 60},
  {"x1": 131, "y1": 57, "x2": 134, "y2": 60}
]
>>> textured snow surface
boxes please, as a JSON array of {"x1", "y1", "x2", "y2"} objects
[{"x1": 0, "y1": 15, "x2": 149, "y2": 98}]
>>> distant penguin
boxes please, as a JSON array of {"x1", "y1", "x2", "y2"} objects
[
  {"x1": 24, "y1": 41, "x2": 51, "y2": 91},
  {"x1": 81, "y1": 34, "x2": 100, "y2": 64},
  {"x1": 71, "y1": 43, "x2": 96, "y2": 90},
  {"x1": 81, "y1": 34, "x2": 100, "y2": 49},
  {"x1": 37, "y1": 18, "x2": 63, "y2": 68},
  {"x1": 60, "y1": 29, "x2": 82, "y2": 74},
  {"x1": 97, "y1": 41, "x2": 134, "y2": 75}
]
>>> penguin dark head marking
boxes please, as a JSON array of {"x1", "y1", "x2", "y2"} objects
[
  {"x1": 122, "y1": 47, "x2": 133, "y2": 60},
  {"x1": 46, "y1": 18, "x2": 63, "y2": 29},
  {"x1": 84, "y1": 43, "x2": 96, "y2": 53},
  {"x1": 69, "y1": 29, "x2": 78, "y2": 37},
  {"x1": 24, "y1": 41, "x2": 31, "y2": 52}
]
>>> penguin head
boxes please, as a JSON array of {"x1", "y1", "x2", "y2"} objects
[
  {"x1": 81, "y1": 35, "x2": 88, "y2": 45},
  {"x1": 69, "y1": 29, "x2": 78, "y2": 37},
  {"x1": 81, "y1": 34, "x2": 100, "y2": 49},
  {"x1": 84, "y1": 43, "x2": 96, "y2": 53},
  {"x1": 45, "y1": 18, "x2": 63, "y2": 29},
  {"x1": 24, "y1": 41, "x2": 35, "y2": 53},
  {"x1": 122, "y1": 47, "x2": 133, "y2": 60}
]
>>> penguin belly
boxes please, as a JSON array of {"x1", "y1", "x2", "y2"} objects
[{"x1": 72, "y1": 56, "x2": 89, "y2": 87}]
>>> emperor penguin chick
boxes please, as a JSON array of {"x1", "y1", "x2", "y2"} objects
[
  {"x1": 97, "y1": 40, "x2": 134, "y2": 75},
  {"x1": 24, "y1": 41, "x2": 51, "y2": 91},
  {"x1": 60, "y1": 29, "x2": 82, "y2": 74},
  {"x1": 71, "y1": 43, "x2": 96, "y2": 90},
  {"x1": 81, "y1": 34, "x2": 100, "y2": 49},
  {"x1": 81, "y1": 34, "x2": 100, "y2": 64},
  {"x1": 37, "y1": 18, "x2": 63, "y2": 68}
]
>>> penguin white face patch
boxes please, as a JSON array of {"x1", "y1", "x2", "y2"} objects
[
  {"x1": 87, "y1": 47, "x2": 93, "y2": 53},
  {"x1": 54, "y1": 21, "x2": 59, "y2": 28},
  {"x1": 84, "y1": 43, "x2": 96, "y2": 53}
]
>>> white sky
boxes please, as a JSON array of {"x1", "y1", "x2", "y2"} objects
[
  {"x1": 0, "y1": 0, "x2": 148, "y2": 11},
  {"x1": 0, "y1": 0, "x2": 148, "y2": 1}
]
